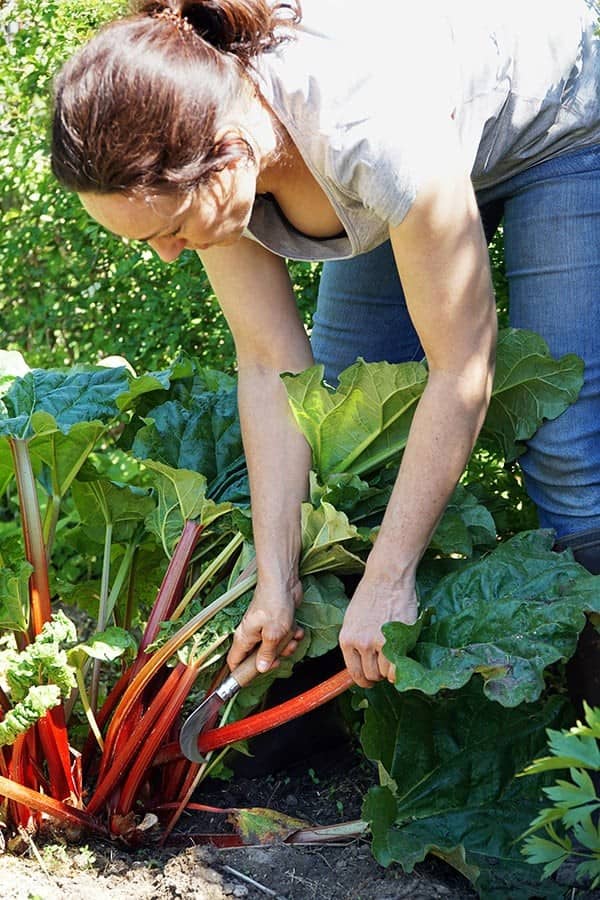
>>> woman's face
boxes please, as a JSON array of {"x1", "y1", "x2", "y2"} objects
[{"x1": 80, "y1": 161, "x2": 257, "y2": 262}]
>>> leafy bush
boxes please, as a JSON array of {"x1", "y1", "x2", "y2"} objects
[{"x1": 520, "y1": 703, "x2": 600, "y2": 890}]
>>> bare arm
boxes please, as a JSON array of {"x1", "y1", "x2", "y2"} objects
[
  {"x1": 340, "y1": 159, "x2": 497, "y2": 686},
  {"x1": 197, "y1": 238, "x2": 313, "y2": 671}
]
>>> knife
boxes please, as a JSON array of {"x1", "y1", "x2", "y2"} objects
[{"x1": 179, "y1": 637, "x2": 291, "y2": 763}]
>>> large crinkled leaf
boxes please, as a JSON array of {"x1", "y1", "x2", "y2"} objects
[
  {"x1": 482, "y1": 329, "x2": 584, "y2": 461},
  {"x1": 296, "y1": 574, "x2": 349, "y2": 657},
  {"x1": 0, "y1": 560, "x2": 33, "y2": 633},
  {"x1": 0, "y1": 439, "x2": 15, "y2": 494},
  {"x1": 429, "y1": 484, "x2": 497, "y2": 556},
  {"x1": 283, "y1": 359, "x2": 427, "y2": 479},
  {"x1": 283, "y1": 331, "x2": 583, "y2": 482},
  {"x1": 141, "y1": 460, "x2": 233, "y2": 555},
  {"x1": 0, "y1": 366, "x2": 129, "y2": 439},
  {"x1": 309, "y1": 470, "x2": 391, "y2": 524},
  {"x1": 361, "y1": 680, "x2": 568, "y2": 898},
  {"x1": 131, "y1": 390, "x2": 242, "y2": 487},
  {"x1": 114, "y1": 356, "x2": 195, "y2": 410},
  {"x1": 29, "y1": 421, "x2": 107, "y2": 500},
  {"x1": 71, "y1": 477, "x2": 155, "y2": 545},
  {"x1": 299, "y1": 501, "x2": 368, "y2": 575},
  {"x1": 383, "y1": 530, "x2": 597, "y2": 706}
]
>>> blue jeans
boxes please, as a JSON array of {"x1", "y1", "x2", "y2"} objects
[{"x1": 311, "y1": 145, "x2": 600, "y2": 540}]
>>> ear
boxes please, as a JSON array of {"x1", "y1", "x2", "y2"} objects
[{"x1": 214, "y1": 124, "x2": 258, "y2": 167}]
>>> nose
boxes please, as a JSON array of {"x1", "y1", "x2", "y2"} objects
[{"x1": 147, "y1": 236, "x2": 187, "y2": 263}]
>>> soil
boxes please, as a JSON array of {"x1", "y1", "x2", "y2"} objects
[{"x1": 1, "y1": 739, "x2": 480, "y2": 900}]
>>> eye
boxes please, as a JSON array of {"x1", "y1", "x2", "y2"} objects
[{"x1": 167, "y1": 226, "x2": 182, "y2": 238}]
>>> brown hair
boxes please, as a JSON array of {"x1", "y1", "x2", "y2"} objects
[{"x1": 51, "y1": 0, "x2": 301, "y2": 195}]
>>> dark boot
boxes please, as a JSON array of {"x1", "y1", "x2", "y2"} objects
[{"x1": 554, "y1": 528, "x2": 600, "y2": 715}]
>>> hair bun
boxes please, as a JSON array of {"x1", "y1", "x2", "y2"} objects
[{"x1": 135, "y1": 1, "x2": 300, "y2": 62}]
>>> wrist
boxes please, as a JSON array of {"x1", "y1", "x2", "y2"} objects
[
  {"x1": 364, "y1": 542, "x2": 419, "y2": 589},
  {"x1": 255, "y1": 565, "x2": 301, "y2": 605}
]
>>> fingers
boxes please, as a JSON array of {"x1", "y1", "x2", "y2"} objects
[
  {"x1": 341, "y1": 641, "x2": 395, "y2": 689},
  {"x1": 255, "y1": 627, "x2": 292, "y2": 673},
  {"x1": 227, "y1": 611, "x2": 304, "y2": 674},
  {"x1": 278, "y1": 626, "x2": 305, "y2": 658}
]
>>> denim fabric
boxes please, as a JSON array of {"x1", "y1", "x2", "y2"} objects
[{"x1": 310, "y1": 145, "x2": 600, "y2": 539}]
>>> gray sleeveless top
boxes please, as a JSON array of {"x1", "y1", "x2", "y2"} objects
[{"x1": 245, "y1": 0, "x2": 600, "y2": 260}]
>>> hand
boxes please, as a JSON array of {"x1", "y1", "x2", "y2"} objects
[
  {"x1": 227, "y1": 576, "x2": 304, "y2": 674},
  {"x1": 339, "y1": 573, "x2": 419, "y2": 688}
]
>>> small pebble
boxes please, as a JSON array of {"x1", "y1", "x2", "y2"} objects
[{"x1": 224, "y1": 883, "x2": 249, "y2": 898}]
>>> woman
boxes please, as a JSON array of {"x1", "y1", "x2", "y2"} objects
[{"x1": 51, "y1": 0, "x2": 600, "y2": 691}]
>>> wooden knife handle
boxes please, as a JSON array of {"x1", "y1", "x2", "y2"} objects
[{"x1": 229, "y1": 633, "x2": 295, "y2": 689}]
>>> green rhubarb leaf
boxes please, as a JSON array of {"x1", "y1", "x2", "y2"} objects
[
  {"x1": 384, "y1": 530, "x2": 597, "y2": 706},
  {"x1": 115, "y1": 356, "x2": 195, "y2": 410},
  {"x1": 299, "y1": 501, "x2": 368, "y2": 575},
  {"x1": 2, "y1": 611, "x2": 77, "y2": 704},
  {"x1": 72, "y1": 476, "x2": 155, "y2": 545},
  {"x1": 141, "y1": 460, "x2": 233, "y2": 556},
  {"x1": 0, "y1": 439, "x2": 14, "y2": 493},
  {"x1": 429, "y1": 483, "x2": 497, "y2": 557},
  {"x1": 0, "y1": 683, "x2": 62, "y2": 748},
  {"x1": 361, "y1": 680, "x2": 568, "y2": 898},
  {"x1": 73, "y1": 627, "x2": 137, "y2": 664},
  {"x1": 0, "y1": 560, "x2": 33, "y2": 633},
  {"x1": 0, "y1": 366, "x2": 128, "y2": 439},
  {"x1": 283, "y1": 331, "x2": 582, "y2": 482},
  {"x1": 296, "y1": 574, "x2": 349, "y2": 657},
  {"x1": 308, "y1": 470, "x2": 391, "y2": 524},
  {"x1": 482, "y1": 329, "x2": 584, "y2": 461},
  {"x1": 283, "y1": 359, "x2": 427, "y2": 479},
  {"x1": 29, "y1": 421, "x2": 108, "y2": 501},
  {"x1": 132, "y1": 389, "x2": 243, "y2": 488}
]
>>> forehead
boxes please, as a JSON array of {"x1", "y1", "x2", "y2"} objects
[{"x1": 79, "y1": 191, "x2": 185, "y2": 240}]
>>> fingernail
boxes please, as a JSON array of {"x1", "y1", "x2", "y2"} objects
[{"x1": 257, "y1": 659, "x2": 269, "y2": 673}]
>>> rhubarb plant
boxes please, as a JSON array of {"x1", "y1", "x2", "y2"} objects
[{"x1": 0, "y1": 329, "x2": 595, "y2": 900}]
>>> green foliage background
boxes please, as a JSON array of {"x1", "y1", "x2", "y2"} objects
[
  {"x1": 0, "y1": 0, "x2": 504, "y2": 372},
  {"x1": 0, "y1": 0, "x2": 320, "y2": 371}
]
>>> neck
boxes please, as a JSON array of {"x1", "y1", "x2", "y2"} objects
[{"x1": 255, "y1": 121, "x2": 297, "y2": 195}]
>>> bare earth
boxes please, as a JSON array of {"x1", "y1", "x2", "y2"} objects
[{"x1": 2, "y1": 746, "x2": 478, "y2": 900}]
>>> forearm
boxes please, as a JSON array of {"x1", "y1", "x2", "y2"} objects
[
  {"x1": 237, "y1": 364, "x2": 312, "y2": 586},
  {"x1": 366, "y1": 362, "x2": 494, "y2": 585}
]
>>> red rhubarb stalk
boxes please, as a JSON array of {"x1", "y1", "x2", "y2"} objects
[
  {"x1": 197, "y1": 669, "x2": 354, "y2": 755},
  {"x1": 99, "y1": 570, "x2": 257, "y2": 775},
  {"x1": 133, "y1": 519, "x2": 204, "y2": 669},
  {"x1": 0, "y1": 774, "x2": 107, "y2": 834},
  {"x1": 88, "y1": 661, "x2": 198, "y2": 817},
  {"x1": 98, "y1": 520, "x2": 204, "y2": 777},
  {"x1": 114, "y1": 662, "x2": 200, "y2": 818},
  {"x1": 9, "y1": 438, "x2": 52, "y2": 636},
  {"x1": 9, "y1": 437, "x2": 78, "y2": 801}
]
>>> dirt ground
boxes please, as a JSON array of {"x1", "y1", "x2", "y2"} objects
[{"x1": 1, "y1": 741, "x2": 480, "y2": 900}]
